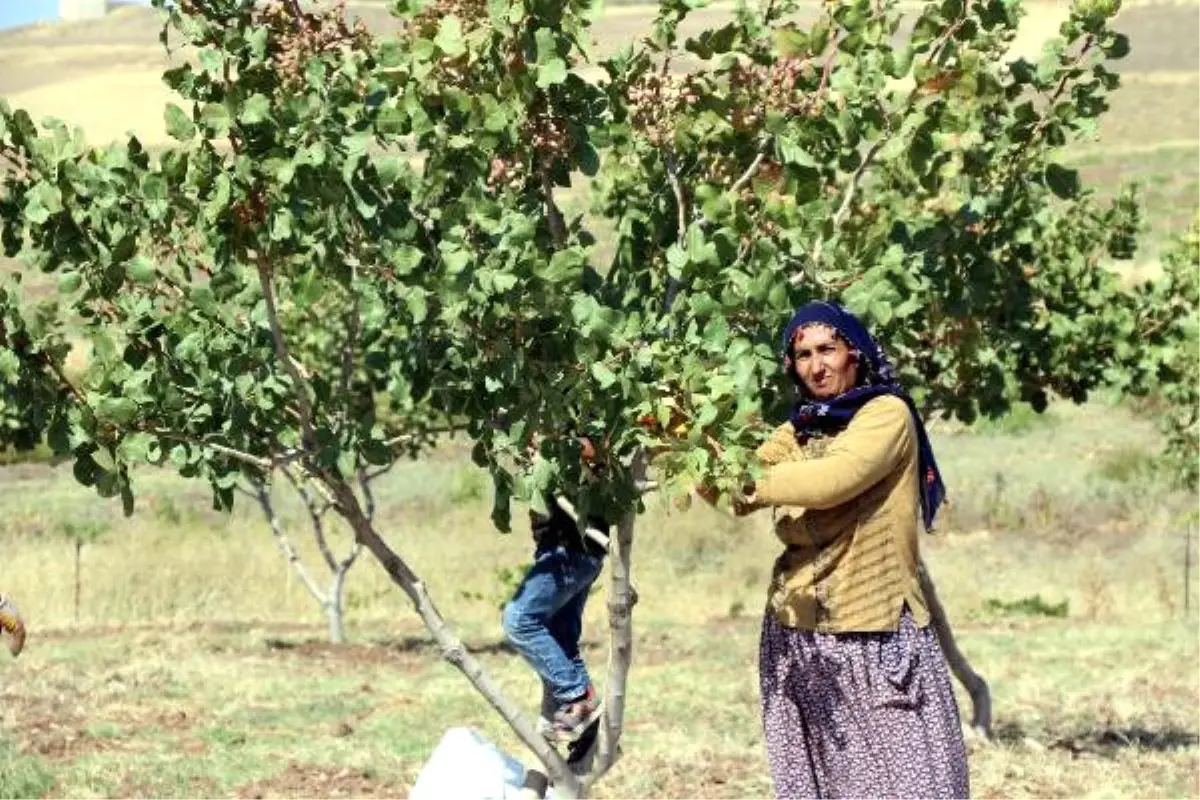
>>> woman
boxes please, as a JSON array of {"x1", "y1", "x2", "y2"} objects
[{"x1": 733, "y1": 301, "x2": 969, "y2": 799}]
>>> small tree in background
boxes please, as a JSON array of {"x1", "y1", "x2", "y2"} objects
[
  {"x1": 1, "y1": 0, "x2": 1193, "y2": 793},
  {"x1": 246, "y1": 469, "x2": 366, "y2": 644},
  {"x1": 58, "y1": 518, "x2": 110, "y2": 625}
]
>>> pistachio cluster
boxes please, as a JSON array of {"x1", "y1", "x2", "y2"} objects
[
  {"x1": 487, "y1": 114, "x2": 572, "y2": 193},
  {"x1": 406, "y1": 0, "x2": 490, "y2": 38},
  {"x1": 255, "y1": 0, "x2": 370, "y2": 89},
  {"x1": 626, "y1": 73, "x2": 701, "y2": 147}
]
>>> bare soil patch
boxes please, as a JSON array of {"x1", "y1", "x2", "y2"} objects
[
  {"x1": 232, "y1": 762, "x2": 410, "y2": 799},
  {"x1": 117, "y1": 775, "x2": 219, "y2": 799},
  {"x1": 1112, "y1": 4, "x2": 1200, "y2": 73},
  {"x1": 602, "y1": 750, "x2": 772, "y2": 799}
]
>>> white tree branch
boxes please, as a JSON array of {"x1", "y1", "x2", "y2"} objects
[
  {"x1": 801, "y1": 136, "x2": 887, "y2": 278},
  {"x1": 254, "y1": 481, "x2": 328, "y2": 606},
  {"x1": 587, "y1": 451, "x2": 647, "y2": 785},
  {"x1": 256, "y1": 255, "x2": 318, "y2": 449},
  {"x1": 662, "y1": 148, "x2": 689, "y2": 314},
  {"x1": 729, "y1": 138, "x2": 772, "y2": 196},
  {"x1": 282, "y1": 466, "x2": 339, "y2": 574},
  {"x1": 554, "y1": 495, "x2": 612, "y2": 550},
  {"x1": 919, "y1": 560, "x2": 993, "y2": 738}
]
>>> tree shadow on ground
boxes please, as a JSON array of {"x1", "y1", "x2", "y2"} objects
[{"x1": 991, "y1": 719, "x2": 1199, "y2": 756}]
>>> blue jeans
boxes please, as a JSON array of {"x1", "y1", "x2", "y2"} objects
[{"x1": 502, "y1": 542, "x2": 604, "y2": 704}]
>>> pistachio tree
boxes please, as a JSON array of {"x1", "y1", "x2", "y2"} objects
[
  {"x1": 1120, "y1": 221, "x2": 1199, "y2": 488},
  {"x1": 0, "y1": 0, "x2": 1172, "y2": 792}
]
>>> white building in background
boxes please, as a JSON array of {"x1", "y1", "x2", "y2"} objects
[{"x1": 59, "y1": 0, "x2": 108, "y2": 20}]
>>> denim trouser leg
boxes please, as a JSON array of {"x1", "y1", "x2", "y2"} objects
[
  {"x1": 502, "y1": 543, "x2": 603, "y2": 704},
  {"x1": 548, "y1": 580, "x2": 590, "y2": 679}
]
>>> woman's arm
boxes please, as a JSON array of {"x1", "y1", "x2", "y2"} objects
[{"x1": 742, "y1": 396, "x2": 913, "y2": 510}]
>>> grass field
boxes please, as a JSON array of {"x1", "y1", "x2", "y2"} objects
[
  {"x1": 0, "y1": 398, "x2": 1197, "y2": 798},
  {"x1": 0, "y1": 0, "x2": 1198, "y2": 797}
]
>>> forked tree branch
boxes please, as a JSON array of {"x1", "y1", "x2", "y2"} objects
[
  {"x1": 39, "y1": 352, "x2": 93, "y2": 414},
  {"x1": 253, "y1": 480, "x2": 328, "y2": 606},
  {"x1": 320, "y1": 472, "x2": 583, "y2": 797},
  {"x1": 729, "y1": 138, "x2": 772, "y2": 196},
  {"x1": 283, "y1": 466, "x2": 339, "y2": 573},
  {"x1": 148, "y1": 430, "x2": 304, "y2": 473},
  {"x1": 587, "y1": 450, "x2": 647, "y2": 785},
  {"x1": 256, "y1": 254, "x2": 318, "y2": 449},
  {"x1": 662, "y1": 148, "x2": 689, "y2": 314},
  {"x1": 801, "y1": 136, "x2": 888, "y2": 277},
  {"x1": 918, "y1": 559, "x2": 993, "y2": 738}
]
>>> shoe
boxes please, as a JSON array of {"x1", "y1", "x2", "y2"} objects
[
  {"x1": 547, "y1": 686, "x2": 603, "y2": 744},
  {"x1": 0, "y1": 595, "x2": 25, "y2": 657},
  {"x1": 566, "y1": 716, "x2": 601, "y2": 775}
]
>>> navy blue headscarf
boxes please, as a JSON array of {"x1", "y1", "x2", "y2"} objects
[{"x1": 780, "y1": 301, "x2": 946, "y2": 532}]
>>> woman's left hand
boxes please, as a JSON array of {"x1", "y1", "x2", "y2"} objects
[{"x1": 732, "y1": 482, "x2": 758, "y2": 517}]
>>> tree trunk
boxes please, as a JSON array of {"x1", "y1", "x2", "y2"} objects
[
  {"x1": 919, "y1": 559, "x2": 992, "y2": 738},
  {"x1": 324, "y1": 475, "x2": 583, "y2": 798},
  {"x1": 326, "y1": 566, "x2": 351, "y2": 644},
  {"x1": 585, "y1": 460, "x2": 644, "y2": 787},
  {"x1": 74, "y1": 539, "x2": 82, "y2": 624}
]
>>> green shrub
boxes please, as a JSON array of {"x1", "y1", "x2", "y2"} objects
[
  {"x1": 1095, "y1": 445, "x2": 1161, "y2": 484},
  {"x1": 0, "y1": 441, "x2": 59, "y2": 467},
  {"x1": 983, "y1": 594, "x2": 1070, "y2": 619},
  {"x1": 968, "y1": 403, "x2": 1061, "y2": 437}
]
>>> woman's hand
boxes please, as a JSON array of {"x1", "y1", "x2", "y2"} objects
[
  {"x1": 694, "y1": 482, "x2": 720, "y2": 506},
  {"x1": 732, "y1": 482, "x2": 759, "y2": 517}
]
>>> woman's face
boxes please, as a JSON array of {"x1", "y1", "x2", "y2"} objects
[{"x1": 791, "y1": 324, "x2": 859, "y2": 400}]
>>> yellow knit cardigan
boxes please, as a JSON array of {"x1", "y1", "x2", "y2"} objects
[{"x1": 743, "y1": 394, "x2": 931, "y2": 633}]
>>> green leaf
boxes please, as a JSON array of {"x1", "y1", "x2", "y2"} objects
[
  {"x1": 96, "y1": 397, "x2": 138, "y2": 425},
  {"x1": 198, "y1": 46, "x2": 224, "y2": 74},
  {"x1": 170, "y1": 444, "x2": 190, "y2": 469},
  {"x1": 535, "y1": 27, "x2": 559, "y2": 63},
  {"x1": 164, "y1": 103, "x2": 196, "y2": 141},
  {"x1": 142, "y1": 173, "x2": 168, "y2": 201},
  {"x1": 434, "y1": 16, "x2": 466, "y2": 56},
  {"x1": 118, "y1": 432, "x2": 155, "y2": 464},
  {"x1": 127, "y1": 257, "x2": 156, "y2": 285},
  {"x1": 441, "y1": 246, "x2": 471, "y2": 273},
  {"x1": 778, "y1": 135, "x2": 819, "y2": 167},
  {"x1": 24, "y1": 181, "x2": 62, "y2": 225},
  {"x1": 1044, "y1": 162, "x2": 1080, "y2": 199},
  {"x1": 1103, "y1": 33, "x2": 1130, "y2": 59},
  {"x1": 271, "y1": 210, "x2": 293, "y2": 241},
  {"x1": 376, "y1": 104, "x2": 408, "y2": 135},
  {"x1": 239, "y1": 94, "x2": 271, "y2": 125},
  {"x1": 58, "y1": 271, "x2": 83, "y2": 294},
  {"x1": 536, "y1": 58, "x2": 568, "y2": 88},
  {"x1": 406, "y1": 289, "x2": 428, "y2": 322},
  {"x1": 391, "y1": 245, "x2": 424, "y2": 275},
  {"x1": 591, "y1": 362, "x2": 618, "y2": 388},
  {"x1": 577, "y1": 140, "x2": 600, "y2": 176},
  {"x1": 199, "y1": 102, "x2": 231, "y2": 136}
]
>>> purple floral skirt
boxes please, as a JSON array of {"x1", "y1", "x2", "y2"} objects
[{"x1": 758, "y1": 609, "x2": 970, "y2": 799}]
